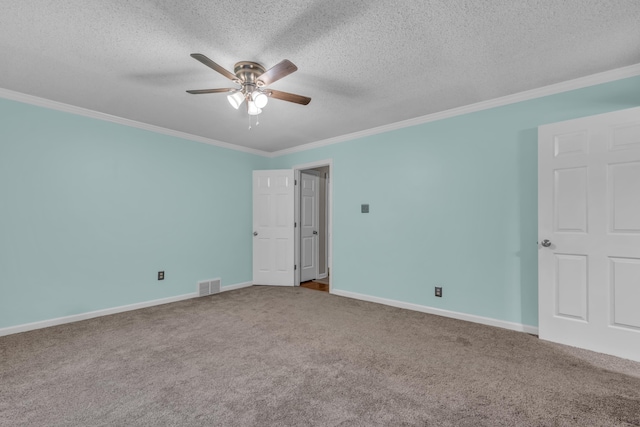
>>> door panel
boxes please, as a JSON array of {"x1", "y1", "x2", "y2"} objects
[
  {"x1": 539, "y1": 106, "x2": 640, "y2": 362},
  {"x1": 610, "y1": 257, "x2": 640, "y2": 329},
  {"x1": 609, "y1": 162, "x2": 640, "y2": 233},
  {"x1": 554, "y1": 131, "x2": 589, "y2": 157},
  {"x1": 302, "y1": 236, "x2": 313, "y2": 268},
  {"x1": 554, "y1": 167, "x2": 588, "y2": 233},
  {"x1": 554, "y1": 254, "x2": 588, "y2": 321},
  {"x1": 275, "y1": 238, "x2": 289, "y2": 272},
  {"x1": 253, "y1": 170, "x2": 294, "y2": 286},
  {"x1": 611, "y1": 123, "x2": 640, "y2": 151}
]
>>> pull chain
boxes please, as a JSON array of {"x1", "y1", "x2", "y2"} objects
[{"x1": 248, "y1": 114, "x2": 261, "y2": 130}]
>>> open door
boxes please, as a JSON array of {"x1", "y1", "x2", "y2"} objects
[
  {"x1": 538, "y1": 107, "x2": 640, "y2": 362},
  {"x1": 253, "y1": 170, "x2": 295, "y2": 286},
  {"x1": 293, "y1": 160, "x2": 332, "y2": 290}
]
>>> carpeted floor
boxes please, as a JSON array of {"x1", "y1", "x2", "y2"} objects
[{"x1": 1, "y1": 286, "x2": 639, "y2": 426}]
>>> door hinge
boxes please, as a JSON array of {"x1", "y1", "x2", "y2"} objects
[
  {"x1": 294, "y1": 265, "x2": 297, "y2": 270},
  {"x1": 295, "y1": 179, "x2": 297, "y2": 185},
  {"x1": 295, "y1": 222, "x2": 297, "y2": 228}
]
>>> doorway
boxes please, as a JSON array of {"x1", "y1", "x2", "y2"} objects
[{"x1": 294, "y1": 160, "x2": 332, "y2": 292}]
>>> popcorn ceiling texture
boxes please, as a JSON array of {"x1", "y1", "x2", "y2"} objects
[{"x1": 1, "y1": 0, "x2": 639, "y2": 151}]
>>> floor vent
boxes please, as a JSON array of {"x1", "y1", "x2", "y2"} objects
[{"x1": 197, "y1": 279, "x2": 221, "y2": 297}]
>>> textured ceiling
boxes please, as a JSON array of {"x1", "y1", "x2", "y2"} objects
[{"x1": 1, "y1": 1, "x2": 640, "y2": 153}]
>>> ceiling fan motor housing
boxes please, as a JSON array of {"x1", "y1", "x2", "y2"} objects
[{"x1": 234, "y1": 61, "x2": 266, "y2": 89}]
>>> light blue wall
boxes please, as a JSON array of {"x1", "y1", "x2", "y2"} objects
[
  {"x1": 0, "y1": 98, "x2": 268, "y2": 328},
  {"x1": 2, "y1": 76, "x2": 638, "y2": 331},
  {"x1": 271, "y1": 76, "x2": 640, "y2": 328}
]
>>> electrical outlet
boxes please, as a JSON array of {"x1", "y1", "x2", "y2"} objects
[
  {"x1": 158, "y1": 271, "x2": 164, "y2": 280},
  {"x1": 435, "y1": 286, "x2": 442, "y2": 297}
]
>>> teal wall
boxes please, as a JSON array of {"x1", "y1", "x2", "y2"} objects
[
  {"x1": 271, "y1": 76, "x2": 640, "y2": 328},
  {"x1": 2, "y1": 75, "x2": 638, "y2": 331},
  {"x1": 0, "y1": 98, "x2": 268, "y2": 328}
]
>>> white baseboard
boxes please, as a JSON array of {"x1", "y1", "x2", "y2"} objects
[
  {"x1": 1, "y1": 284, "x2": 536, "y2": 338},
  {"x1": 331, "y1": 289, "x2": 539, "y2": 335},
  {"x1": 0, "y1": 281, "x2": 254, "y2": 337},
  {"x1": 317, "y1": 273, "x2": 328, "y2": 280},
  {"x1": 221, "y1": 281, "x2": 253, "y2": 292}
]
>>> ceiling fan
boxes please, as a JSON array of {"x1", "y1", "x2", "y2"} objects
[{"x1": 186, "y1": 53, "x2": 311, "y2": 116}]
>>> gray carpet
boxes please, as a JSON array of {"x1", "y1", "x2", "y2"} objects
[{"x1": 1, "y1": 286, "x2": 640, "y2": 426}]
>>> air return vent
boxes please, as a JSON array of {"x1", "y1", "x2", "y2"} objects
[{"x1": 197, "y1": 278, "x2": 221, "y2": 297}]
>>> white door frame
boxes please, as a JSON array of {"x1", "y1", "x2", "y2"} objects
[
  {"x1": 300, "y1": 170, "x2": 320, "y2": 282},
  {"x1": 293, "y1": 159, "x2": 333, "y2": 293},
  {"x1": 318, "y1": 170, "x2": 329, "y2": 279}
]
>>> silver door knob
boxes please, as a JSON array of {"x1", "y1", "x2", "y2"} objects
[
  {"x1": 253, "y1": 231, "x2": 258, "y2": 236},
  {"x1": 312, "y1": 230, "x2": 318, "y2": 235},
  {"x1": 541, "y1": 239, "x2": 551, "y2": 247}
]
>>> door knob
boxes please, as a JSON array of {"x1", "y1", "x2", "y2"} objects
[
  {"x1": 541, "y1": 239, "x2": 551, "y2": 247},
  {"x1": 253, "y1": 231, "x2": 258, "y2": 236},
  {"x1": 312, "y1": 231, "x2": 318, "y2": 235}
]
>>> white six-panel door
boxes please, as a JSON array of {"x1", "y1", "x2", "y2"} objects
[
  {"x1": 253, "y1": 170, "x2": 294, "y2": 286},
  {"x1": 300, "y1": 171, "x2": 320, "y2": 282},
  {"x1": 538, "y1": 107, "x2": 640, "y2": 362}
]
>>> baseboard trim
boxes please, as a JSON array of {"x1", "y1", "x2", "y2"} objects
[
  {"x1": 221, "y1": 281, "x2": 253, "y2": 292},
  {"x1": 331, "y1": 289, "x2": 538, "y2": 335},
  {"x1": 0, "y1": 281, "x2": 254, "y2": 337}
]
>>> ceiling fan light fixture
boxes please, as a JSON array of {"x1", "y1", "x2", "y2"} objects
[
  {"x1": 227, "y1": 90, "x2": 245, "y2": 109},
  {"x1": 252, "y1": 91, "x2": 269, "y2": 109},
  {"x1": 247, "y1": 101, "x2": 262, "y2": 116},
  {"x1": 187, "y1": 54, "x2": 311, "y2": 120}
]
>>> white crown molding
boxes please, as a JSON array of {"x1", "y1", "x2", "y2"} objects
[
  {"x1": 0, "y1": 87, "x2": 271, "y2": 158},
  {"x1": 4, "y1": 63, "x2": 639, "y2": 159},
  {"x1": 331, "y1": 289, "x2": 539, "y2": 335},
  {"x1": 271, "y1": 62, "x2": 640, "y2": 157}
]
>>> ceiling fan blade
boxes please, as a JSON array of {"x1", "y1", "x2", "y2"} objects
[
  {"x1": 257, "y1": 60, "x2": 297, "y2": 87},
  {"x1": 268, "y1": 89, "x2": 311, "y2": 105},
  {"x1": 190, "y1": 53, "x2": 238, "y2": 82},
  {"x1": 186, "y1": 88, "x2": 236, "y2": 94}
]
